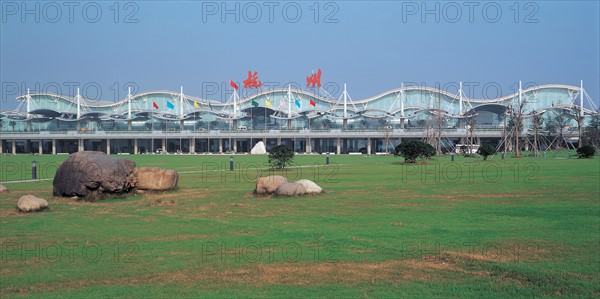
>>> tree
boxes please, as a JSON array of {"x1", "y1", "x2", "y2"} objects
[
  {"x1": 584, "y1": 112, "x2": 600, "y2": 148},
  {"x1": 477, "y1": 144, "x2": 496, "y2": 160},
  {"x1": 576, "y1": 145, "x2": 596, "y2": 158},
  {"x1": 571, "y1": 107, "x2": 585, "y2": 148},
  {"x1": 268, "y1": 145, "x2": 295, "y2": 169},
  {"x1": 546, "y1": 110, "x2": 573, "y2": 149},
  {"x1": 423, "y1": 143, "x2": 436, "y2": 159},
  {"x1": 395, "y1": 140, "x2": 430, "y2": 163},
  {"x1": 529, "y1": 111, "x2": 544, "y2": 156},
  {"x1": 508, "y1": 100, "x2": 526, "y2": 157}
]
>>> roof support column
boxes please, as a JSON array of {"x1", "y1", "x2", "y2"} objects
[
  {"x1": 459, "y1": 82, "x2": 463, "y2": 115},
  {"x1": 580, "y1": 80, "x2": 584, "y2": 115}
]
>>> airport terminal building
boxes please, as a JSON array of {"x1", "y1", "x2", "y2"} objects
[{"x1": 0, "y1": 82, "x2": 596, "y2": 155}]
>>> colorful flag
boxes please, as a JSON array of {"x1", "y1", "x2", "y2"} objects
[
  {"x1": 295, "y1": 99, "x2": 301, "y2": 108},
  {"x1": 230, "y1": 80, "x2": 239, "y2": 90},
  {"x1": 152, "y1": 101, "x2": 159, "y2": 110},
  {"x1": 309, "y1": 99, "x2": 316, "y2": 107},
  {"x1": 194, "y1": 101, "x2": 200, "y2": 109},
  {"x1": 166, "y1": 101, "x2": 175, "y2": 109},
  {"x1": 265, "y1": 100, "x2": 273, "y2": 108},
  {"x1": 251, "y1": 100, "x2": 259, "y2": 108}
]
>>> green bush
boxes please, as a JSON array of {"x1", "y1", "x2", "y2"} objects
[
  {"x1": 395, "y1": 141, "x2": 432, "y2": 163},
  {"x1": 576, "y1": 145, "x2": 596, "y2": 158},
  {"x1": 477, "y1": 144, "x2": 497, "y2": 160},
  {"x1": 268, "y1": 145, "x2": 295, "y2": 169}
]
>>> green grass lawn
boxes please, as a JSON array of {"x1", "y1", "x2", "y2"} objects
[{"x1": 0, "y1": 153, "x2": 599, "y2": 298}]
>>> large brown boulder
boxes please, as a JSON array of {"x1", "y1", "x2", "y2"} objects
[
  {"x1": 17, "y1": 195, "x2": 48, "y2": 212},
  {"x1": 255, "y1": 175, "x2": 287, "y2": 194},
  {"x1": 136, "y1": 167, "x2": 178, "y2": 190},
  {"x1": 53, "y1": 151, "x2": 137, "y2": 197},
  {"x1": 275, "y1": 182, "x2": 307, "y2": 196}
]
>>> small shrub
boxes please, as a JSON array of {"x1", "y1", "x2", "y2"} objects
[
  {"x1": 395, "y1": 141, "x2": 433, "y2": 163},
  {"x1": 477, "y1": 144, "x2": 497, "y2": 160},
  {"x1": 268, "y1": 145, "x2": 295, "y2": 169},
  {"x1": 577, "y1": 145, "x2": 596, "y2": 158}
]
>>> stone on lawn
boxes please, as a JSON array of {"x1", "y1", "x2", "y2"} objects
[
  {"x1": 0, "y1": 185, "x2": 7, "y2": 193},
  {"x1": 255, "y1": 175, "x2": 287, "y2": 194},
  {"x1": 136, "y1": 167, "x2": 179, "y2": 190},
  {"x1": 250, "y1": 141, "x2": 267, "y2": 154},
  {"x1": 275, "y1": 182, "x2": 307, "y2": 196},
  {"x1": 17, "y1": 195, "x2": 48, "y2": 212},
  {"x1": 295, "y1": 179, "x2": 323, "y2": 194},
  {"x1": 53, "y1": 151, "x2": 137, "y2": 197}
]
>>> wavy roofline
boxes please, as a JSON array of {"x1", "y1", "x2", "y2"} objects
[{"x1": 16, "y1": 83, "x2": 583, "y2": 108}]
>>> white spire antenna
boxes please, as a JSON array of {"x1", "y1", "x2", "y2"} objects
[
  {"x1": 459, "y1": 81, "x2": 463, "y2": 115},
  {"x1": 128, "y1": 86, "x2": 132, "y2": 119},
  {"x1": 76, "y1": 87, "x2": 81, "y2": 119},
  {"x1": 580, "y1": 80, "x2": 584, "y2": 114},
  {"x1": 400, "y1": 82, "x2": 405, "y2": 118},
  {"x1": 518, "y1": 80, "x2": 522, "y2": 106},
  {"x1": 343, "y1": 83, "x2": 347, "y2": 118},
  {"x1": 180, "y1": 86, "x2": 184, "y2": 118},
  {"x1": 232, "y1": 86, "x2": 237, "y2": 119},
  {"x1": 26, "y1": 88, "x2": 30, "y2": 119},
  {"x1": 288, "y1": 84, "x2": 292, "y2": 118}
]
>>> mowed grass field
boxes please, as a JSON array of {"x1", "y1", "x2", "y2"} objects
[{"x1": 0, "y1": 152, "x2": 599, "y2": 298}]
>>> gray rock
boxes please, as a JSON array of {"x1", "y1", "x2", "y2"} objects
[
  {"x1": 53, "y1": 151, "x2": 137, "y2": 197},
  {"x1": 17, "y1": 195, "x2": 48, "y2": 212},
  {"x1": 255, "y1": 175, "x2": 287, "y2": 194},
  {"x1": 275, "y1": 182, "x2": 307, "y2": 196},
  {"x1": 0, "y1": 184, "x2": 7, "y2": 193},
  {"x1": 295, "y1": 179, "x2": 323, "y2": 194}
]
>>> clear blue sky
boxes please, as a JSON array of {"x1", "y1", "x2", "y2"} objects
[{"x1": 1, "y1": 1, "x2": 598, "y2": 109}]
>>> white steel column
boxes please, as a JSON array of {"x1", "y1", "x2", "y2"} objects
[
  {"x1": 343, "y1": 83, "x2": 348, "y2": 118},
  {"x1": 12, "y1": 140, "x2": 16, "y2": 154},
  {"x1": 367, "y1": 137, "x2": 371, "y2": 155},
  {"x1": 38, "y1": 140, "x2": 42, "y2": 154},
  {"x1": 106, "y1": 139, "x2": 110, "y2": 154},
  {"x1": 76, "y1": 88, "x2": 81, "y2": 119},
  {"x1": 580, "y1": 80, "x2": 584, "y2": 115},
  {"x1": 52, "y1": 139, "x2": 56, "y2": 154},
  {"x1": 128, "y1": 87, "x2": 132, "y2": 118},
  {"x1": 233, "y1": 89, "x2": 238, "y2": 119},
  {"x1": 459, "y1": 82, "x2": 463, "y2": 115},
  {"x1": 180, "y1": 86, "x2": 185, "y2": 118},
  {"x1": 400, "y1": 83, "x2": 405, "y2": 118},
  {"x1": 134, "y1": 139, "x2": 138, "y2": 154},
  {"x1": 26, "y1": 88, "x2": 31, "y2": 118},
  {"x1": 518, "y1": 81, "x2": 522, "y2": 106},
  {"x1": 287, "y1": 85, "x2": 292, "y2": 118}
]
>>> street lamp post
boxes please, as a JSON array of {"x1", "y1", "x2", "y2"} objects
[{"x1": 32, "y1": 160, "x2": 37, "y2": 179}]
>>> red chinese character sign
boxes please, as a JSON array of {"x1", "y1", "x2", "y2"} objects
[
  {"x1": 243, "y1": 71, "x2": 262, "y2": 89},
  {"x1": 306, "y1": 68, "x2": 322, "y2": 88}
]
